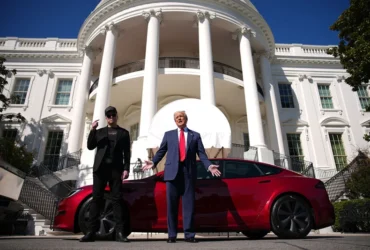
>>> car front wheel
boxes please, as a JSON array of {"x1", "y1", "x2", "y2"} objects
[
  {"x1": 271, "y1": 194, "x2": 313, "y2": 239},
  {"x1": 78, "y1": 196, "x2": 116, "y2": 240},
  {"x1": 241, "y1": 230, "x2": 269, "y2": 239}
]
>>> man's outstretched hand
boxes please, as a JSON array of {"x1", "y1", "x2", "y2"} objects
[
  {"x1": 141, "y1": 160, "x2": 154, "y2": 171},
  {"x1": 208, "y1": 165, "x2": 221, "y2": 177}
]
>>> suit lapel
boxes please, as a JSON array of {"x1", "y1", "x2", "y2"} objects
[{"x1": 113, "y1": 126, "x2": 122, "y2": 149}]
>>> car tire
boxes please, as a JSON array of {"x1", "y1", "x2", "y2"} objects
[
  {"x1": 241, "y1": 230, "x2": 269, "y2": 239},
  {"x1": 271, "y1": 194, "x2": 313, "y2": 239},
  {"x1": 78, "y1": 196, "x2": 116, "y2": 241}
]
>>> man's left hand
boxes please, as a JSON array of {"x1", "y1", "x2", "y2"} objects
[
  {"x1": 208, "y1": 165, "x2": 221, "y2": 177},
  {"x1": 122, "y1": 170, "x2": 129, "y2": 181}
]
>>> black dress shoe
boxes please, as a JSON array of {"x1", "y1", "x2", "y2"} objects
[
  {"x1": 79, "y1": 232, "x2": 95, "y2": 242},
  {"x1": 167, "y1": 237, "x2": 176, "y2": 243},
  {"x1": 116, "y1": 231, "x2": 130, "y2": 242},
  {"x1": 184, "y1": 237, "x2": 199, "y2": 243}
]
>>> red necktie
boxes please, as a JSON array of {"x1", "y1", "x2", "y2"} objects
[{"x1": 179, "y1": 128, "x2": 186, "y2": 162}]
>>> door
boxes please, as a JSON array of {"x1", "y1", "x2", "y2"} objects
[{"x1": 222, "y1": 160, "x2": 273, "y2": 229}]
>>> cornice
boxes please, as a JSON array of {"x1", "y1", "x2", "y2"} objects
[
  {"x1": 0, "y1": 52, "x2": 81, "y2": 60},
  {"x1": 77, "y1": 0, "x2": 275, "y2": 54},
  {"x1": 273, "y1": 56, "x2": 341, "y2": 65}
]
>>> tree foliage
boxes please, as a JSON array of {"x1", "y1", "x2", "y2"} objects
[
  {"x1": 0, "y1": 56, "x2": 25, "y2": 122},
  {"x1": 0, "y1": 138, "x2": 34, "y2": 174},
  {"x1": 327, "y1": 0, "x2": 370, "y2": 91},
  {"x1": 345, "y1": 157, "x2": 370, "y2": 199}
]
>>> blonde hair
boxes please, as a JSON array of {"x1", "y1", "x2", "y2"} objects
[{"x1": 174, "y1": 110, "x2": 188, "y2": 121}]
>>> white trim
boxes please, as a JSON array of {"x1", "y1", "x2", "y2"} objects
[
  {"x1": 312, "y1": 78, "x2": 343, "y2": 115},
  {"x1": 323, "y1": 127, "x2": 350, "y2": 171},
  {"x1": 47, "y1": 75, "x2": 78, "y2": 111}
]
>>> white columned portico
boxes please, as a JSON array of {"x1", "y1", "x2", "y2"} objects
[
  {"x1": 258, "y1": 52, "x2": 286, "y2": 155},
  {"x1": 68, "y1": 47, "x2": 94, "y2": 153},
  {"x1": 138, "y1": 9, "x2": 162, "y2": 138},
  {"x1": 197, "y1": 11, "x2": 216, "y2": 105},
  {"x1": 92, "y1": 23, "x2": 119, "y2": 129},
  {"x1": 236, "y1": 27, "x2": 273, "y2": 164}
]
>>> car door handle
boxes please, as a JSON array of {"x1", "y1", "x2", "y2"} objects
[{"x1": 259, "y1": 180, "x2": 271, "y2": 184}]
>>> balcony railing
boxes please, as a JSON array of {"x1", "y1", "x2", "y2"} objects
[
  {"x1": 272, "y1": 151, "x2": 315, "y2": 178},
  {"x1": 89, "y1": 57, "x2": 264, "y2": 97}
]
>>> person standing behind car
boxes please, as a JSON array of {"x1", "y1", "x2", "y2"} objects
[{"x1": 80, "y1": 106, "x2": 131, "y2": 243}]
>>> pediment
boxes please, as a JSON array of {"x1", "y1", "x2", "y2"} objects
[
  {"x1": 320, "y1": 117, "x2": 349, "y2": 127},
  {"x1": 282, "y1": 118, "x2": 309, "y2": 126},
  {"x1": 360, "y1": 119, "x2": 370, "y2": 127},
  {"x1": 41, "y1": 114, "x2": 71, "y2": 124}
]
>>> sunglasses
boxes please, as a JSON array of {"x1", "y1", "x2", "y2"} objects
[{"x1": 106, "y1": 113, "x2": 117, "y2": 118}]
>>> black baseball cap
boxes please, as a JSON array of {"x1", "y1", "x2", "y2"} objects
[{"x1": 105, "y1": 106, "x2": 117, "y2": 115}]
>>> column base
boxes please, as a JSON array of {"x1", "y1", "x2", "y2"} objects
[{"x1": 257, "y1": 147, "x2": 275, "y2": 165}]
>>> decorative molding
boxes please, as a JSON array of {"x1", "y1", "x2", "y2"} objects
[
  {"x1": 41, "y1": 114, "x2": 72, "y2": 124},
  {"x1": 320, "y1": 117, "x2": 350, "y2": 127},
  {"x1": 232, "y1": 26, "x2": 256, "y2": 40},
  {"x1": 99, "y1": 22, "x2": 120, "y2": 37},
  {"x1": 143, "y1": 9, "x2": 163, "y2": 23},
  {"x1": 360, "y1": 119, "x2": 370, "y2": 127},
  {"x1": 255, "y1": 50, "x2": 273, "y2": 61},
  {"x1": 304, "y1": 126, "x2": 309, "y2": 141},
  {"x1": 282, "y1": 118, "x2": 309, "y2": 126},
  {"x1": 346, "y1": 127, "x2": 351, "y2": 141},
  {"x1": 196, "y1": 10, "x2": 216, "y2": 22},
  {"x1": 37, "y1": 69, "x2": 54, "y2": 78},
  {"x1": 274, "y1": 57, "x2": 341, "y2": 65},
  {"x1": 0, "y1": 52, "x2": 80, "y2": 60},
  {"x1": 298, "y1": 74, "x2": 312, "y2": 81},
  {"x1": 336, "y1": 75, "x2": 346, "y2": 82}
]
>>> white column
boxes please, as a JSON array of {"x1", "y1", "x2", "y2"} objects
[
  {"x1": 238, "y1": 28, "x2": 266, "y2": 148},
  {"x1": 197, "y1": 11, "x2": 216, "y2": 105},
  {"x1": 138, "y1": 10, "x2": 162, "y2": 138},
  {"x1": 92, "y1": 23, "x2": 119, "y2": 129},
  {"x1": 259, "y1": 52, "x2": 286, "y2": 155},
  {"x1": 68, "y1": 47, "x2": 94, "y2": 153}
]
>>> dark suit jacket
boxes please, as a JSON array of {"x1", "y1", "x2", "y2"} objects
[
  {"x1": 152, "y1": 128, "x2": 211, "y2": 182},
  {"x1": 87, "y1": 126, "x2": 131, "y2": 173}
]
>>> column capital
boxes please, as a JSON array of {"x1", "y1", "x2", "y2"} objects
[
  {"x1": 100, "y1": 22, "x2": 120, "y2": 37},
  {"x1": 37, "y1": 69, "x2": 54, "y2": 78},
  {"x1": 80, "y1": 45, "x2": 101, "y2": 58},
  {"x1": 196, "y1": 10, "x2": 216, "y2": 22},
  {"x1": 336, "y1": 75, "x2": 346, "y2": 82},
  {"x1": 142, "y1": 9, "x2": 163, "y2": 23},
  {"x1": 232, "y1": 26, "x2": 256, "y2": 40}
]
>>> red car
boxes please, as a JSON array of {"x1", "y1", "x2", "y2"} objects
[{"x1": 54, "y1": 159, "x2": 335, "y2": 240}]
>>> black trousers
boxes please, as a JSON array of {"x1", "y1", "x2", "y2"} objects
[{"x1": 88, "y1": 163, "x2": 129, "y2": 234}]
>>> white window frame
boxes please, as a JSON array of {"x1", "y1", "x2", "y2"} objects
[
  {"x1": 8, "y1": 75, "x2": 36, "y2": 111},
  {"x1": 277, "y1": 82, "x2": 296, "y2": 109},
  {"x1": 312, "y1": 79, "x2": 343, "y2": 115},
  {"x1": 37, "y1": 118, "x2": 71, "y2": 163},
  {"x1": 356, "y1": 84, "x2": 370, "y2": 112},
  {"x1": 282, "y1": 125, "x2": 311, "y2": 163},
  {"x1": 47, "y1": 75, "x2": 77, "y2": 111},
  {"x1": 323, "y1": 127, "x2": 350, "y2": 171}
]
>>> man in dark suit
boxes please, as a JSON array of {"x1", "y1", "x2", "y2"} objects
[
  {"x1": 80, "y1": 106, "x2": 131, "y2": 243},
  {"x1": 142, "y1": 110, "x2": 221, "y2": 243}
]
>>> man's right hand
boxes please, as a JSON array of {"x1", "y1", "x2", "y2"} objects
[
  {"x1": 91, "y1": 119, "x2": 99, "y2": 130},
  {"x1": 141, "y1": 160, "x2": 154, "y2": 171}
]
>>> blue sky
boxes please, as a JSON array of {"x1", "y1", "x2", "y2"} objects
[{"x1": 0, "y1": 0, "x2": 349, "y2": 45}]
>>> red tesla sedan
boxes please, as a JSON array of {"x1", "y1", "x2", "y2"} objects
[{"x1": 53, "y1": 159, "x2": 334, "y2": 240}]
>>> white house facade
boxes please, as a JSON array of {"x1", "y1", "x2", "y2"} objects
[{"x1": 1, "y1": 0, "x2": 370, "y2": 188}]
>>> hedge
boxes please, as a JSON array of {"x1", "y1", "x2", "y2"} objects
[{"x1": 332, "y1": 199, "x2": 370, "y2": 232}]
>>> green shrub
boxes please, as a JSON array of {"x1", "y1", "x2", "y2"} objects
[
  {"x1": 0, "y1": 138, "x2": 34, "y2": 174},
  {"x1": 345, "y1": 157, "x2": 370, "y2": 199},
  {"x1": 332, "y1": 199, "x2": 370, "y2": 232}
]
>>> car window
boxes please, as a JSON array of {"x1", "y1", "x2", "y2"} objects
[
  {"x1": 255, "y1": 163, "x2": 282, "y2": 176},
  {"x1": 196, "y1": 160, "x2": 221, "y2": 180},
  {"x1": 224, "y1": 161, "x2": 263, "y2": 179}
]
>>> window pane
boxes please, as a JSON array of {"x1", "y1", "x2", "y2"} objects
[
  {"x1": 196, "y1": 160, "x2": 221, "y2": 180},
  {"x1": 278, "y1": 84, "x2": 295, "y2": 108},
  {"x1": 55, "y1": 79, "x2": 72, "y2": 105},
  {"x1": 255, "y1": 163, "x2": 282, "y2": 176},
  {"x1": 44, "y1": 131, "x2": 64, "y2": 171},
  {"x1": 318, "y1": 85, "x2": 334, "y2": 109},
  {"x1": 357, "y1": 86, "x2": 370, "y2": 109},
  {"x1": 224, "y1": 161, "x2": 262, "y2": 178},
  {"x1": 2, "y1": 129, "x2": 18, "y2": 141},
  {"x1": 287, "y1": 134, "x2": 305, "y2": 171},
  {"x1": 329, "y1": 133, "x2": 347, "y2": 171},
  {"x1": 12, "y1": 79, "x2": 30, "y2": 104}
]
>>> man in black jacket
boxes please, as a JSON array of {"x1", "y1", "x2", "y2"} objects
[{"x1": 80, "y1": 106, "x2": 131, "y2": 243}]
